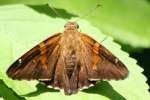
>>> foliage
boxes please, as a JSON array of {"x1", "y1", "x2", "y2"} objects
[
  {"x1": 0, "y1": 0, "x2": 150, "y2": 48},
  {"x1": 0, "y1": 4, "x2": 149, "y2": 100},
  {"x1": 50, "y1": 0, "x2": 150, "y2": 48}
]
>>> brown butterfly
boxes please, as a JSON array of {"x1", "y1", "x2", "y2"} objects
[{"x1": 7, "y1": 22, "x2": 128, "y2": 95}]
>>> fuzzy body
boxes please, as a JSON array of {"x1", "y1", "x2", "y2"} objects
[{"x1": 7, "y1": 22, "x2": 128, "y2": 95}]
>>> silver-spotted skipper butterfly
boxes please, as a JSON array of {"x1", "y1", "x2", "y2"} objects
[{"x1": 7, "y1": 22, "x2": 128, "y2": 95}]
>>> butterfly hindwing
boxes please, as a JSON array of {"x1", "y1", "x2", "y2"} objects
[
  {"x1": 6, "y1": 21, "x2": 129, "y2": 95},
  {"x1": 81, "y1": 34, "x2": 129, "y2": 81},
  {"x1": 7, "y1": 33, "x2": 61, "y2": 80}
]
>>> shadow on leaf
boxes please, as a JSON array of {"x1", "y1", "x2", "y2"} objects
[
  {"x1": 0, "y1": 79, "x2": 25, "y2": 100},
  {"x1": 23, "y1": 81, "x2": 126, "y2": 100},
  {"x1": 28, "y1": 4, "x2": 77, "y2": 19},
  {"x1": 83, "y1": 81, "x2": 126, "y2": 100},
  {"x1": 23, "y1": 83, "x2": 59, "y2": 97}
]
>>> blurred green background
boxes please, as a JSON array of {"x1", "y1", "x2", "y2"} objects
[{"x1": 0, "y1": 0, "x2": 150, "y2": 100}]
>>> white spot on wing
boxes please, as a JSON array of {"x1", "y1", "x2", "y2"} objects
[
  {"x1": 79, "y1": 84, "x2": 94, "y2": 90},
  {"x1": 48, "y1": 85, "x2": 53, "y2": 88},
  {"x1": 79, "y1": 86, "x2": 88, "y2": 90},
  {"x1": 115, "y1": 58, "x2": 119, "y2": 63},
  {"x1": 54, "y1": 86, "x2": 60, "y2": 90},
  {"x1": 89, "y1": 78, "x2": 100, "y2": 81},
  {"x1": 38, "y1": 79, "x2": 51, "y2": 81},
  {"x1": 18, "y1": 59, "x2": 22, "y2": 64},
  {"x1": 89, "y1": 84, "x2": 94, "y2": 87}
]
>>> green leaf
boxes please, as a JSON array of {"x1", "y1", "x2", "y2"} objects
[
  {"x1": 0, "y1": 97, "x2": 3, "y2": 100},
  {"x1": 0, "y1": 79, "x2": 25, "y2": 100},
  {"x1": 1, "y1": 0, "x2": 150, "y2": 48},
  {"x1": 50, "y1": 0, "x2": 150, "y2": 48},
  {"x1": 0, "y1": 0, "x2": 49, "y2": 5},
  {"x1": 0, "y1": 4, "x2": 149, "y2": 100}
]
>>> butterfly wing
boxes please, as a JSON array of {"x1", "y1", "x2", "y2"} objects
[
  {"x1": 81, "y1": 34, "x2": 129, "y2": 81},
  {"x1": 7, "y1": 33, "x2": 61, "y2": 80}
]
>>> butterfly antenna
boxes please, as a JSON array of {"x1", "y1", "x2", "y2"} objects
[
  {"x1": 100, "y1": 36, "x2": 108, "y2": 43},
  {"x1": 48, "y1": 3, "x2": 68, "y2": 22},
  {"x1": 48, "y1": 3, "x2": 62, "y2": 17},
  {"x1": 82, "y1": 4, "x2": 102, "y2": 18},
  {"x1": 75, "y1": 4, "x2": 102, "y2": 22}
]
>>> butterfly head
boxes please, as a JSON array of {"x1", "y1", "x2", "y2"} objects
[{"x1": 64, "y1": 22, "x2": 79, "y2": 30}]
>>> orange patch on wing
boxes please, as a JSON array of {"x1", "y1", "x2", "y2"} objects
[
  {"x1": 39, "y1": 42, "x2": 48, "y2": 69},
  {"x1": 81, "y1": 34, "x2": 95, "y2": 45},
  {"x1": 45, "y1": 34, "x2": 60, "y2": 46},
  {"x1": 92, "y1": 54, "x2": 100, "y2": 70},
  {"x1": 93, "y1": 42, "x2": 100, "y2": 54},
  {"x1": 91, "y1": 42, "x2": 101, "y2": 70}
]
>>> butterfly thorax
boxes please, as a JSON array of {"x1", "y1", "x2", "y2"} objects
[
  {"x1": 6, "y1": 21, "x2": 128, "y2": 95},
  {"x1": 60, "y1": 27, "x2": 81, "y2": 78}
]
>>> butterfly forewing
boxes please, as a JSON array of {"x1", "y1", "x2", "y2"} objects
[
  {"x1": 7, "y1": 22, "x2": 128, "y2": 95},
  {"x1": 81, "y1": 34, "x2": 128, "y2": 80},
  {"x1": 7, "y1": 33, "x2": 61, "y2": 80}
]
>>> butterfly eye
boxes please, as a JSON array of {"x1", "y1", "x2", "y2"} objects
[
  {"x1": 64, "y1": 22, "x2": 79, "y2": 29},
  {"x1": 76, "y1": 24, "x2": 79, "y2": 29},
  {"x1": 64, "y1": 23, "x2": 68, "y2": 28}
]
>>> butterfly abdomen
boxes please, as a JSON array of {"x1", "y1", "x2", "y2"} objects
[
  {"x1": 64, "y1": 50, "x2": 78, "y2": 78},
  {"x1": 6, "y1": 22, "x2": 129, "y2": 95}
]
